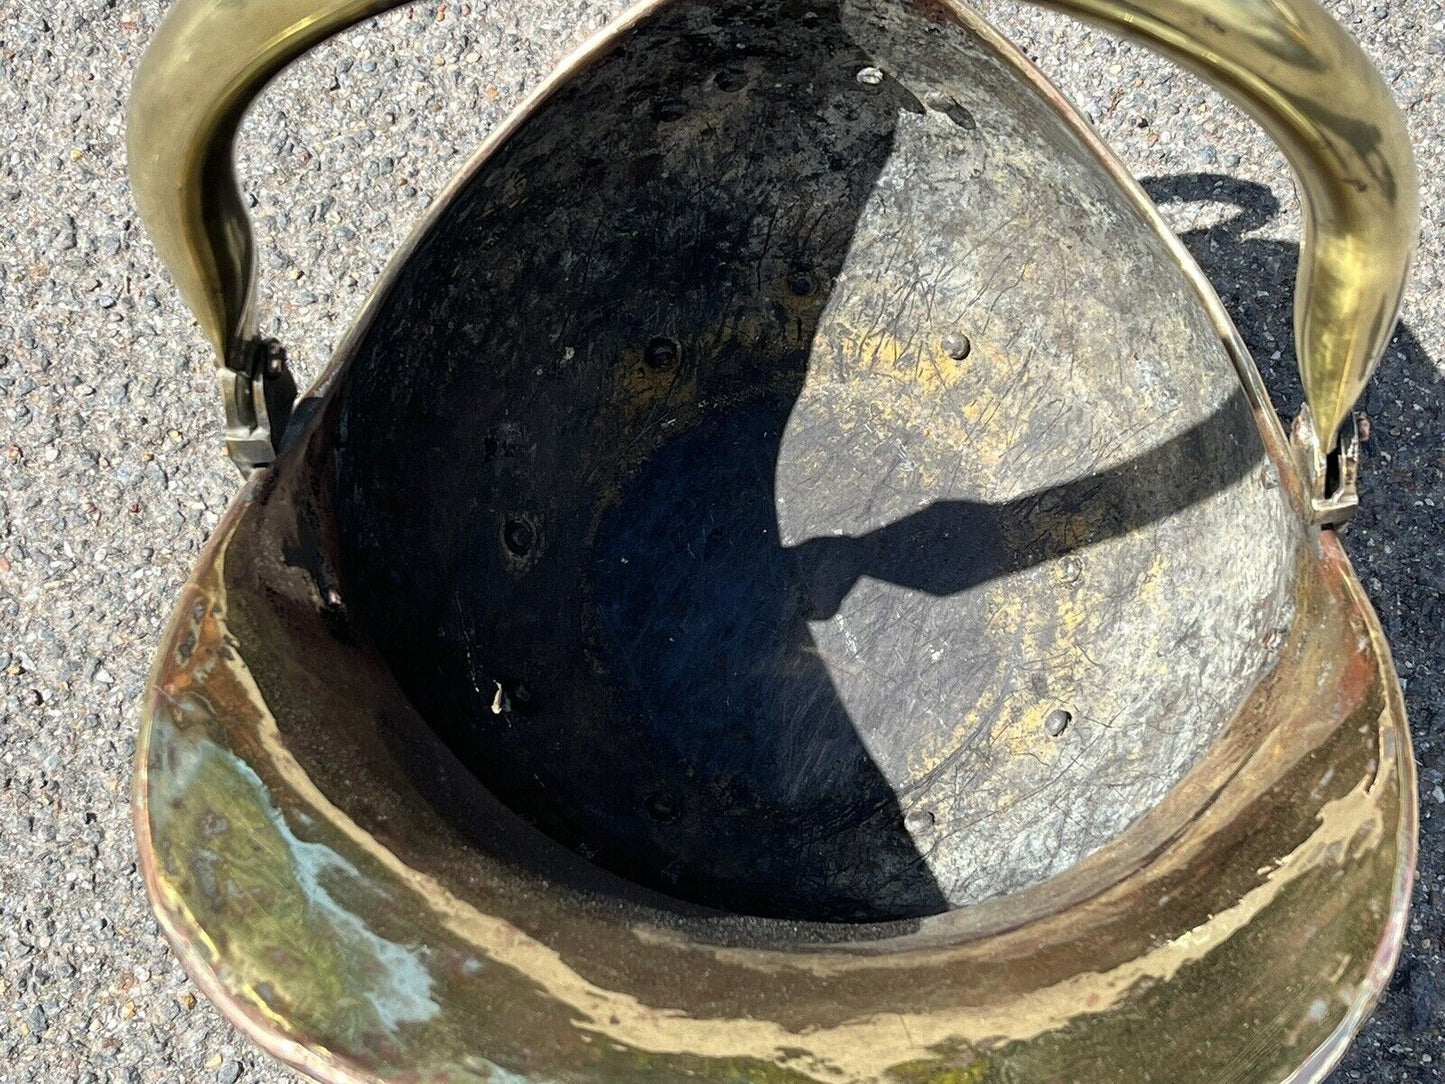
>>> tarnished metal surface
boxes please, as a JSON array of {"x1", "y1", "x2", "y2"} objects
[
  {"x1": 333, "y1": 0, "x2": 1301, "y2": 915},
  {"x1": 126, "y1": 0, "x2": 1419, "y2": 1079}
]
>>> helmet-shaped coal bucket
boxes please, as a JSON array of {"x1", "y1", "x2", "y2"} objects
[{"x1": 127, "y1": 0, "x2": 1419, "y2": 1080}]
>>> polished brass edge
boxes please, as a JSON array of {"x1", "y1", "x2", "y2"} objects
[{"x1": 1282, "y1": 538, "x2": 1418, "y2": 1084}]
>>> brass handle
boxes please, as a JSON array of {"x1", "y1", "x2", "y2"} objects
[
  {"x1": 128, "y1": 0, "x2": 404, "y2": 471},
  {"x1": 1038, "y1": 0, "x2": 1419, "y2": 524},
  {"x1": 128, "y1": 0, "x2": 1417, "y2": 491}
]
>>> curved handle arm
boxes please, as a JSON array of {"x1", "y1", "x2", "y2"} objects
[
  {"x1": 128, "y1": 0, "x2": 406, "y2": 470},
  {"x1": 1037, "y1": 0, "x2": 1418, "y2": 523},
  {"x1": 128, "y1": 0, "x2": 1417, "y2": 488}
]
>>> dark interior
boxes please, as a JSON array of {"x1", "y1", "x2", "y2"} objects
[{"x1": 329, "y1": 0, "x2": 1285, "y2": 921}]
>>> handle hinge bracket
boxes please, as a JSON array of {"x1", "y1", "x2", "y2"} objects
[
  {"x1": 220, "y1": 338, "x2": 296, "y2": 475},
  {"x1": 1291, "y1": 405, "x2": 1360, "y2": 528}
]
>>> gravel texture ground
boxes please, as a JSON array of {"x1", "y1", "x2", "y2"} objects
[{"x1": 1, "y1": 0, "x2": 1441, "y2": 1081}]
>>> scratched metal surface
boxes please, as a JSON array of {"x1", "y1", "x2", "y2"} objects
[{"x1": 332, "y1": 0, "x2": 1299, "y2": 919}]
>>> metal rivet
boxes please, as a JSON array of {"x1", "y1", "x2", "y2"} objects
[
  {"x1": 644, "y1": 336, "x2": 681, "y2": 370},
  {"x1": 1044, "y1": 708, "x2": 1072, "y2": 737},
  {"x1": 502, "y1": 518, "x2": 535, "y2": 557},
  {"x1": 925, "y1": 91, "x2": 977, "y2": 131},
  {"x1": 856, "y1": 66, "x2": 884, "y2": 86},
  {"x1": 1060, "y1": 555, "x2": 1082, "y2": 584},
  {"x1": 904, "y1": 808, "x2": 935, "y2": 832},
  {"x1": 714, "y1": 66, "x2": 747, "y2": 92},
  {"x1": 942, "y1": 332, "x2": 971, "y2": 360},
  {"x1": 787, "y1": 270, "x2": 814, "y2": 296},
  {"x1": 645, "y1": 790, "x2": 681, "y2": 822}
]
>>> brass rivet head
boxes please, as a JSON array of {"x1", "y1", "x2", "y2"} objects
[
  {"x1": 502, "y1": 517, "x2": 535, "y2": 557},
  {"x1": 942, "y1": 332, "x2": 971, "y2": 360},
  {"x1": 905, "y1": 808, "x2": 936, "y2": 832},
  {"x1": 645, "y1": 790, "x2": 681, "y2": 822},
  {"x1": 644, "y1": 337, "x2": 681, "y2": 370},
  {"x1": 714, "y1": 66, "x2": 747, "y2": 92}
]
